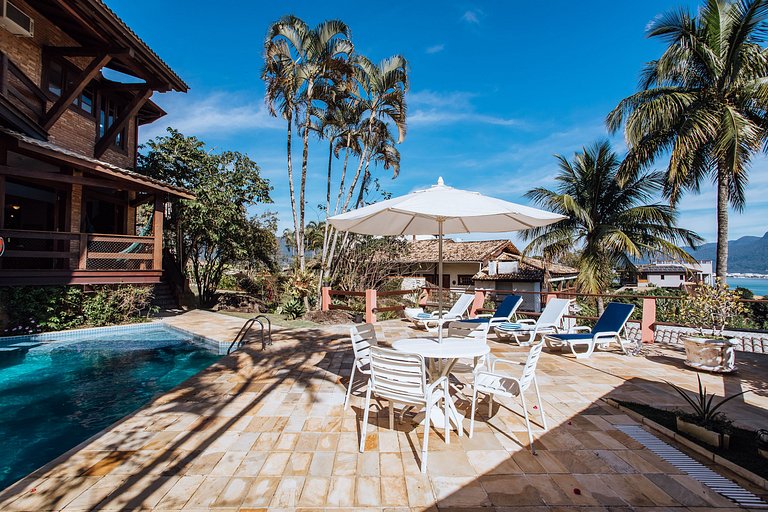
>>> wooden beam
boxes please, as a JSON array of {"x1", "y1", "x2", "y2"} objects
[
  {"x1": 0, "y1": 165, "x2": 123, "y2": 189},
  {"x1": 99, "y1": 82, "x2": 156, "y2": 92},
  {"x1": 94, "y1": 87, "x2": 151, "y2": 158},
  {"x1": 43, "y1": 45, "x2": 131, "y2": 58},
  {"x1": 41, "y1": 52, "x2": 112, "y2": 131},
  {"x1": 49, "y1": 0, "x2": 107, "y2": 42}
]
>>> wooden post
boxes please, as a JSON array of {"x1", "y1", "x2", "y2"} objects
[
  {"x1": 470, "y1": 289, "x2": 485, "y2": 318},
  {"x1": 0, "y1": 175, "x2": 5, "y2": 229},
  {"x1": 69, "y1": 179, "x2": 82, "y2": 270},
  {"x1": 365, "y1": 289, "x2": 377, "y2": 324},
  {"x1": 641, "y1": 297, "x2": 656, "y2": 344},
  {"x1": 321, "y1": 286, "x2": 331, "y2": 311},
  {"x1": 153, "y1": 196, "x2": 163, "y2": 271},
  {"x1": 78, "y1": 233, "x2": 88, "y2": 269}
]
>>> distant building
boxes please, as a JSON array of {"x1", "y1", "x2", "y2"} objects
[
  {"x1": 395, "y1": 239, "x2": 578, "y2": 311},
  {"x1": 632, "y1": 260, "x2": 714, "y2": 289}
]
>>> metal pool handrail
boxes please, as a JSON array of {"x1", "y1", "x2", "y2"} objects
[{"x1": 227, "y1": 315, "x2": 272, "y2": 354}]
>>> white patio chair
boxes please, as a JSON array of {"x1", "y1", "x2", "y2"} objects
[
  {"x1": 494, "y1": 298, "x2": 571, "y2": 345},
  {"x1": 343, "y1": 323, "x2": 378, "y2": 410},
  {"x1": 446, "y1": 321, "x2": 489, "y2": 375},
  {"x1": 406, "y1": 292, "x2": 475, "y2": 332},
  {"x1": 360, "y1": 346, "x2": 450, "y2": 473},
  {"x1": 469, "y1": 341, "x2": 548, "y2": 454}
]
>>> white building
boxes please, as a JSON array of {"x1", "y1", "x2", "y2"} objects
[{"x1": 635, "y1": 260, "x2": 714, "y2": 288}]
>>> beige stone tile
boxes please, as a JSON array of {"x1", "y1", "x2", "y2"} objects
[
  {"x1": 259, "y1": 452, "x2": 291, "y2": 476},
  {"x1": 355, "y1": 476, "x2": 381, "y2": 507},
  {"x1": 332, "y1": 451, "x2": 358, "y2": 476},
  {"x1": 298, "y1": 476, "x2": 330, "y2": 506},
  {"x1": 284, "y1": 452, "x2": 313, "y2": 475},
  {"x1": 380, "y1": 476, "x2": 408, "y2": 506},
  {"x1": 182, "y1": 475, "x2": 230, "y2": 509},
  {"x1": 358, "y1": 451, "x2": 380, "y2": 476},
  {"x1": 326, "y1": 476, "x2": 355, "y2": 507},
  {"x1": 209, "y1": 451, "x2": 248, "y2": 476},
  {"x1": 210, "y1": 476, "x2": 251, "y2": 508},
  {"x1": 241, "y1": 477, "x2": 280, "y2": 508},
  {"x1": 480, "y1": 474, "x2": 545, "y2": 507},
  {"x1": 431, "y1": 475, "x2": 491, "y2": 508},
  {"x1": 405, "y1": 475, "x2": 435, "y2": 507},
  {"x1": 269, "y1": 476, "x2": 305, "y2": 507},
  {"x1": 156, "y1": 474, "x2": 205, "y2": 509}
]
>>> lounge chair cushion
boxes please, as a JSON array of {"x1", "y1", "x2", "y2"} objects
[
  {"x1": 495, "y1": 322, "x2": 524, "y2": 331},
  {"x1": 547, "y1": 333, "x2": 594, "y2": 342},
  {"x1": 416, "y1": 312, "x2": 433, "y2": 319}
]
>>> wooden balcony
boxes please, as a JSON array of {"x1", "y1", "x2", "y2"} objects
[
  {"x1": 0, "y1": 51, "x2": 47, "y2": 139},
  {"x1": 0, "y1": 229, "x2": 162, "y2": 285}
]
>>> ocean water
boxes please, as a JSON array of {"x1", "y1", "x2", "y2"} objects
[
  {"x1": 727, "y1": 277, "x2": 768, "y2": 297},
  {"x1": 0, "y1": 326, "x2": 220, "y2": 490}
]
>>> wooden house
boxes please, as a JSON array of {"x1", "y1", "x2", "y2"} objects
[{"x1": 0, "y1": 0, "x2": 191, "y2": 286}]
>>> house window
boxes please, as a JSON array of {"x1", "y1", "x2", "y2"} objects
[
  {"x1": 45, "y1": 59, "x2": 95, "y2": 117},
  {"x1": 98, "y1": 96, "x2": 125, "y2": 150},
  {"x1": 458, "y1": 275, "x2": 474, "y2": 286},
  {"x1": 660, "y1": 275, "x2": 665, "y2": 280}
]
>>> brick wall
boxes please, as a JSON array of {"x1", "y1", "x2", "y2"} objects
[{"x1": 0, "y1": 0, "x2": 140, "y2": 170}]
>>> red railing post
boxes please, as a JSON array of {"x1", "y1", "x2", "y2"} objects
[
  {"x1": 470, "y1": 289, "x2": 485, "y2": 318},
  {"x1": 321, "y1": 286, "x2": 331, "y2": 311},
  {"x1": 365, "y1": 289, "x2": 377, "y2": 323},
  {"x1": 641, "y1": 297, "x2": 656, "y2": 343},
  {"x1": 419, "y1": 286, "x2": 429, "y2": 306}
]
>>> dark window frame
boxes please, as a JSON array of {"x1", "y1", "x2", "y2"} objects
[
  {"x1": 96, "y1": 93, "x2": 127, "y2": 153},
  {"x1": 42, "y1": 56, "x2": 96, "y2": 118}
]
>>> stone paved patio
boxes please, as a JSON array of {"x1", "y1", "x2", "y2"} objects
[{"x1": 0, "y1": 310, "x2": 766, "y2": 511}]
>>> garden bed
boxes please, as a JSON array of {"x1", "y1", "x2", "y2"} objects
[{"x1": 616, "y1": 400, "x2": 768, "y2": 480}]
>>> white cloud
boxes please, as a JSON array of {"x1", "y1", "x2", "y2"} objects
[
  {"x1": 426, "y1": 44, "x2": 445, "y2": 54},
  {"x1": 408, "y1": 90, "x2": 520, "y2": 127},
  {"x1": 462, "y1": 10, "x2": 481, "y2": 24},
  {"x1": 140, "y1": 91, "x2": 281, "y2": 142}
]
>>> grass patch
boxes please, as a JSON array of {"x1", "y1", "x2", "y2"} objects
[
  {"x1": 215, "y1": 311, "x2": 320, "y2": 329},
  {"x1": 617, "y1": 400, "x2": 768, "y2": 480}
]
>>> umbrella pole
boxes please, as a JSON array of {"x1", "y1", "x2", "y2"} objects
[{"x1": 438, "y1": 219, "x2": 444, "y2": 342}]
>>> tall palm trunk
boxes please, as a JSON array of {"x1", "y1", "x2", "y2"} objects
[
  {"x1": 298, "y1": 80, "x2": 314, "y2": 274},
  {"x1": 286, "y1": 115, "x2": 301, "y2": 265},
  {"x1": 715, "y1": 167, "x2": 730, "y2": 279},
  {"x1": 317, "y1": 138, "x2": 334, "y2": 302},
  {"x1": 323, "y1": 141, "x2": 351, "y2": 286}
]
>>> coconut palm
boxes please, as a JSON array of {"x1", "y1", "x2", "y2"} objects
[
  {"x1": 523, "y1": 141, "x2": 703, "y2": 305},
  {"x1": 262, "y1": 15, "x2": 353, "y2": 272},
  {"x1": 607, "y1": 0, "x2": 768, "y2": 278}
]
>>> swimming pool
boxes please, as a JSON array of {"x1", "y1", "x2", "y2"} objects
[{"x1": 0, "y1": 324, "x2": 221, "y2": 490}]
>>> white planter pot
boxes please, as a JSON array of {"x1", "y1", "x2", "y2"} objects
[
  {"x1": 681, "y1": 335, "x2": 737, "y2": 373},
  {"x1": 676, "y1": 417, "x2": 730, "y2": 449}
]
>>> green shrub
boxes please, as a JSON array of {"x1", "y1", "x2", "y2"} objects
[
  {"x1": 218, "y1": 273, "x2": 240, "y2": 291},
  {"x1": 277, "y1": 296, "x2": 306, "y2": 320},
  {"x1": 0, "y1": 285, "x2": 155, "y2": 335}
]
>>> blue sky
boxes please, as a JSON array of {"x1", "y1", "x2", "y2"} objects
[{"x1": 112, "y1": 0, "x2": 768, "y2": 243}]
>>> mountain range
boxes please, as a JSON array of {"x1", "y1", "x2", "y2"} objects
[{"x1": 687, "y1": 231, "x2": 768, "y2": 273}]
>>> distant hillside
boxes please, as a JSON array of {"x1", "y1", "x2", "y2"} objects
[{"x1": 686, "y1": 232, "x2": 768, "y2": 273}]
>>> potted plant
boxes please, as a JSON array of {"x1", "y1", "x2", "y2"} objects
[
  {"x1": 679, "y1": 279, "x2": 746, "y2": 373},
  {"x1": 668, "y1": 375, "x2": 748, "y2": 449}
]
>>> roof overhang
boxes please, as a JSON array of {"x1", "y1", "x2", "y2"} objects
[{"x1": 0, "y1": 129, "x2": 194, "y2": 199}]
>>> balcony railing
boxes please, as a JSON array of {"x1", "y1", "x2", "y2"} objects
[
  {"x1": 0, "y1": 229, "x2": 157, "y2": 271},
  {"x1": 0, "y1": 51, "x2": 47, "y2": 123}
]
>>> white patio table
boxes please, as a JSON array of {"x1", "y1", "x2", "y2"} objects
[{"x1": 391, "y1": 337, "x2": 490, "y2": 432}]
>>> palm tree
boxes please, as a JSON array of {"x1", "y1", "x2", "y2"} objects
[
  {"x1": 523, "y1": 141, "x2": 703, "y2": 307},
  {"x1": 263, "y1": 15, "x2": 353, "y2": 272},
  {"x1": 607, "y1": 0, "x2": 768, "y2": 278}
]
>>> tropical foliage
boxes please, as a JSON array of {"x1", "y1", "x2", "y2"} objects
[
  {"x1": 668, "y1": 374, "x2": 748, "y2": 432},
  {"x1": 262, "y1": 15, "x2": 408, "y2": 303},
  {"x1": 681, "y1": 279, "x2": 748, "y2": 336},
  {"x1": 608, "y1": 0, "x2": 768, "y2": 278},
  {"x1": 138, "y1": 129, "x2": 275, "y2": 307},
  {"x1": 522, "y1": 141, "x2": 703, "y2": 300}
]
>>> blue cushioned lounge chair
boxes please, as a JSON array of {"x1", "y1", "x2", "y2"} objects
[
  {"x1": 456, "y1": 294, "x2": 523, "y2": 335},
  {"x1": 544, "y1": 302, "x2": 635, "y2": 359}
]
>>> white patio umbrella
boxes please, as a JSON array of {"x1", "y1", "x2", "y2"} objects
[{"x1": 327, "y1": 177, "x2": 567, "y2": 339}]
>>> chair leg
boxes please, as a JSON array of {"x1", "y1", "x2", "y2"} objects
[
  {"x1": 443, "y1": 384, "x2": 450, "y2": 445},
  {"x1": 389, "y1": 401, "x2": 395, "y2": 431},
  {"x1": 421, "y1": 400, "x2": 431, "y2": 474},
  {"x1": 359, "y1": 386, "x2": 372, "y2": 453},
  {"x1": 469, "y1": 385, "x2": 478, "y2": 438},
  {"x1": 488, "y1": 394, "x2": 494, "y2": 417},
  {"x1": 533, "y1": 376, "x2": 547, "y2": 431},
  {"x1": 519, "y1": 392, "x2": 536, "y2": 455},
  {"x1": 344, "y1": 364, "x2": 356, "y2": 410}
]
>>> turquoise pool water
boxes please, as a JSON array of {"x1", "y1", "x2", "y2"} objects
[{"x1": 0, "y1": 325, "x2": 220, "y2": 490}]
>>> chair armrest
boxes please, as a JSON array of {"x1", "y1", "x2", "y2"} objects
[
  {"x1": 488, "y1": 316, "x2": 512, "y2": 326},
  {"x1": 593, "y1": 331, "x2": 620, "y2": 341},
  {"x1": 474, "y1": 313, "x2": 493, "y2": 318},
  {"x1": 490, "y1": 357, "x2": 524, "y2": 372},
  {"x1": 516, "y1": 319, "x2": 536, "y2": 325},
  {"x1": 571, "y1": 326, "x2": 592, "y2": 333},
  {"x1": 426, "y1": 375, "x2": 449, "y2": 394}
]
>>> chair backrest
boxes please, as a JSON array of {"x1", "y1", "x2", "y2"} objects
[
  {"x1": 349, "y1": 323, "x2": 377, "y2": 361},
  {"x1": 494, "y1": 294, "x2": 523, "y2": 319},
  {"x1": 592, "y1": 302, "x2": 635, "y2": 334},
  {"x1": 446, "y1": 293, "x2": 475, "y2": 317},
  {"x1": 368, "y1": 346, "x2": 427, "y2": 403},
  {"x1": 519, "y1": 342, "x2": 545, "y2": 392},
  {"x1": 538, "y1": 298, "x2": 571, "y2": 326}
]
